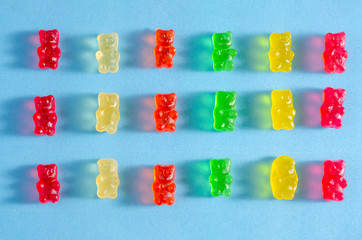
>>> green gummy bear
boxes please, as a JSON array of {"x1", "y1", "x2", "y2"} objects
[
  {"x1": 209, "y1": 159, "x2": 233, "y2": 197},
  {"x1": 213, "y1": 91, "x2": 238, "y2": 131},
  {"x1": 212, "y1": 31, "x2": 237, "y2": 72}
]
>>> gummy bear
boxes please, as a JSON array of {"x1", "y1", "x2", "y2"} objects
[
  {"x1": 33, "y1": 95, "x2": 58, "y2": 136},
  {"x1": 96, "y1": 93, "x2": 120, "y2": 134},
  {"x1": 96, "y1": 33, "x2": 120, "y2": 73},
  {"x1": 209, "y1": 158, "x2": 233, "y2": 197},
  {"x1": 152, "y1": 164, "x2": 176, "y2": 205},
  {"x1": 323, "y1": 32, "x2": 348, "y2": 74},
  {"x1": 320, "y1": 87, "x2": 346, "y2": 129},
  {"x1": 212, "y1": 31, "x2": 237, "y2": 71},
  {"x1": 271, "y1": 89, "x2": 296, "y2": 130},
  {"x1": 154, "y1": 29, "x2": 176, "y2": 68},
  {"x1": 322, "y1": 160, "x2": 347, "y2": 201},
  {"x1": 268, "y1": 32, "x2": 294, "y2": 72},
  {"x1": 96, "y1": 159, "x2": 120, "y2": 199},
  {"x1": 37, "y1": 29, "x2": 61, "y2": 70},
  {"x1": 36, "y1": 164, "x2": 60, "y2": 204},
  {"x1": 213, "y1": 91, "x2": 238, "y2": 131},
  {"x1": 154, "y1": 93, "x2": 178, "y2": 132},
  {"x1": 270, "y1": 156, "x2": 298, "y2": 200}
]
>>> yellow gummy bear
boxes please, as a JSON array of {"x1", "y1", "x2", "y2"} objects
[
  {"x1": 270, "y1": 156, "x2": 298, "y2": 200},
  {"x1": 96, "y1": 158, "x2": 120, "y2": 199},
  {"x1": 96, "y1": 33, "x2": 120, "y2": 73},
  {"x1": 268, "y1": 32, "x2": 294, "y2": 72},
  {"x1": 96, "y1": 93, "x2": 120, "y2": 134},
  {"x1": 271, "y1": 89, "x2": 296, "y2": 130}
]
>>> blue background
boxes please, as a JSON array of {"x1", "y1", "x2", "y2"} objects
[{"x1": 0, "y1": 0, "x2": 361, "y2": 239}]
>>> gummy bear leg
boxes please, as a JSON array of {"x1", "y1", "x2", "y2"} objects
[
  {"x1": 224, "y1": 60, "x2": 234, "y2": 71},
  {"x1": 39, "y1": 194, "x2": 48, "y2": 203},
  {"x1": 110, "y1": 65, "x2": 118, "y2": 73},
  {"x1": 211, "y1": 189, "x2": 221, "y2": 197},
  {"x1": 166, "y1": 197, "x2": 175, "y2": 205},
  {"x1": 223, "y1": 189, "x2": 231, "y2": 197},
  {"x1": 38, "y1": 61, "x2": 47, "y2": 69},
  {"x1": 46, "y1": 128, "x2": 55, "y2": 136},
  {"x1": 50, "y1": 194, "x2": 59, "y2": 203},
  {"x1": 165, "y1": 60, "x2": 174, "y2": 68},
  {"x1": 213, "y1": 62, "x2": 224, "y2": 72},
  {"x1": 34, "y1": 127, "x2": 45, "y2": 136},
  {"x1": 156, "y1": 123, "x2": 166, "y2": 132},
  {"x1": 166, "y1": 124, "x2": 176, "y2": 132},
  {"x1": 49, "y1": 61, "x2": 58, "y2": 70}
]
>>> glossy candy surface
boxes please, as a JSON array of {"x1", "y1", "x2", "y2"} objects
[
  {"x1": 96, "y1": 93, "x2": 120, "y2": 134},
  {"x1": 152, "y1": 165, "x2": 176, "y2": 205},
  {"x1": 154, "y1": 93, "x2": 178, "y2": 132},
  {"x1": 154, "y1": 29, "x2": 176, "y2": 68},
  {"x1": 36, "y1": 164, "x2": 60, "y2": 204},
  {"x1": 209, "y1": 159, "x2": 233, "y2": 197},
  {"x1": 96, "y1": 159, "x2": 120, "y2": 199},
  {"x1": 268, "y1": 32, "x2": 294, "y2": 72},
  {"x1": 271, "y1": 90, "x2": 296, "y2": 130},
  {"x1": 33, "y1": 95, "x2": 58, "y2": 136},
  {"x1": 322, "y1": 160, "x2": 347, "y2": 201},
  {"x1": 213, "y1": 91, "x2": 237, "y2": 131},
  {"x1": 270, "y1": 156, "x2": 298, "y2": 200},
  {"x1": 212, "y1": 31, "x2": 237, "y2": 71},
  {"x1": 96, "y1": 33, "x2": 120, "y2": 73},
  {"x1": 320, "y1": 87, "x2": 346, "y2": 129},
  {"x1": 37, "y1": 29, "x2": 61, "y2": 70},
  {"x1": 323, "y1": 32, "x2": 348, "y2": 74}
]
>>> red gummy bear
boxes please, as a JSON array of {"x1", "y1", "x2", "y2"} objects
[
  {"x1": 36, "y1": 164, "x2": 61, "y2": 204},
  {"x1": 322, "y1": 160, "x2": 347, "y2": 201},
  {"x1": 154, "y1": 29, "x2": 176, "y2": 68},
  {"x1": 33, "y1": 95, "x2": 58, "y2": 136},
  {"x1": 154, "y1": 93, "x2": 178, "y2": 132},
  {"x1": 37, "y1": 29, "x2": 61, "y2": 70},
  {"x1": 323, "y1": 32, "x2": 348, "y2": 74},
  {"x1": 320, "y1": 87, "x2": 346, "y2": 129},
  {"x1": 152, "y1": 165, "x2": 176, "y2": 206}
]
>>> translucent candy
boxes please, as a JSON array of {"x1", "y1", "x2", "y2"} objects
[
  {"x1": 270, "y1": 156, "x2": 298, "y2": 200},
  {"x1": 271, "y1": 90, "x2": 296, "y2": 130},
  {"x1": 96, "y1": 93, "x2": 120, "y2": 134},
  {"x1": 96, "y1": 33, "x2": 120, "y2": 73},
  {"x1": 269, "y1": 32, "x2": 294, "y2": 72},
  {"x1": 213, "y1": 91, "x2": 238, "y2": 131},
  {"x1": 96, "y1": 159, "x2": 120, "y2": 199}
]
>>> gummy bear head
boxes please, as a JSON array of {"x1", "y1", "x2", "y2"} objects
[
  {"x1": 323, "y1": 87, "x2": 346, "y2": 105},
  {"x1": 98, "y1": 93, "x2": 119, "y2": 108},
  {"x1": 155, "y1": 93, "x2": 177, "y2": 110},
  {"x1": 215, "y1": 91, "x2": 236, "y2": 109},
  {"x1": 212, "y1": 31, "x2": 233, "y2": 49},
  {"x1": 34, "y1": 95, "x2": 55, "y2": 111},
  {"x1": 154, "y1": 165, "x2": 176, "y2": 182},
  {"x1": 39, "y1": 30, "x2": 59, "y2": 45},
  {"x1": 37, "y1": 164, "x2": 58, "y2": 180},
  {"x1": 210, "y1": 159, "x2": 231, "y2": 175},
  {"x1": 97, "y1": 33, "x2": 118, "y2": 51},
  {"x1": 270, "y1": 32, "x2": 291, "y2": 47},
  {"x1": 98, "y1": 159, "x2": 118, "y2": 176},
  {"x1": 325, "y1": 32, "x2": 346, "y2": 49},
  {"x1": 155, "y1": 29, "x2": 174, "y2": 46},
  {"x1": 272, "y1": 90, "x2": 293, "y2": 106},
  {"x1": 324, "y1": 160, "x2": 345, "y2": 177}
]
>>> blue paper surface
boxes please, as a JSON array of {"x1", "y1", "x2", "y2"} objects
[{"x1": 0, "y1": 0, "x2": 361, "y2": 239}]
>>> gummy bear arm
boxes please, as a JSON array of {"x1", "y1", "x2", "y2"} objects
[
  {"x1": 36, "y1": 181, "x2": 44, "y2": 189},
  {"x1": 153, "y1": 182, "x2": 162, "y2": 191},
  {"x1": 340, "y1": 179, "x2": 347, "y2": 188},
  {"x1": 225, "y1": 175, "x2": 233, "y2": 183},
  {"x1": 227, "y1": 49, "x2": 237, "y2": 56},
  {"x1": 169, "y1": 46, "x2": 176, "y2": 55},
  {"x1": 53, "y1": 47, "x2": 61, "y2": 57},
  {"x1": 168, "y1": 183, "x2": 176, "y2": 192},
  {"x1": 96, "y1": 51, "x2": 103, "y2": 58},
  {"x1": 53, "y1": 181, "x2": 60, "y2": 190}
]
